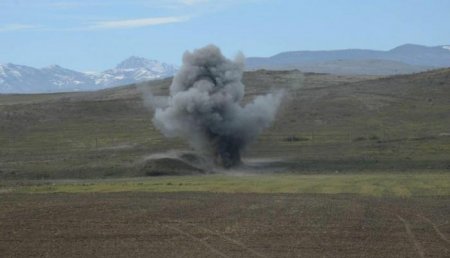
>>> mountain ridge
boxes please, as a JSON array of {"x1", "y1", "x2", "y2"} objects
[
  {"x1": 2, "y1": 44, "x2": 450, "y2": 93},
  {"x1": 0, "y1": 57, "x2": 178, "y2": 93},
  {"x1": 245, "y1": 44, "x2": 450, "y2": 74}
]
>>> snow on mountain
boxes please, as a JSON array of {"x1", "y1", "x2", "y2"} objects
[
  {"x1": 97, "y1": 56, "x2": 178, "y2": 87},
  {"x1": 41, "y1": 65, "x2": 96, "y2": 91},
  {"x1": 0, "y1": 57, "x2": 178, "y2": 93},
  {"x1": 443, "y1": 46, "x2": 450, "y2": 51}
]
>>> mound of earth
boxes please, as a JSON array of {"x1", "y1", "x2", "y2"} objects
[{"x1": 141, "y1": 157, "x2": 205, "y2": 176}]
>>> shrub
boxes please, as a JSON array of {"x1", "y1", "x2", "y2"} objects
[
  {"x1": 353, "y1": 136, "x2": 366, "y2": 142},
  {"x1": 283, "y1": 136, "x2": 309, "y2": 142}
]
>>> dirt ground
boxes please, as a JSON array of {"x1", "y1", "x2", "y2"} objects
[{"x1": 1, "y1": 192, "x2": 449, "y2": 257}]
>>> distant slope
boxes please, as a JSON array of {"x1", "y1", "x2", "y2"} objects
[
  {"x1": 246, "y1": 44, "x2": 450, "y2": 75},
  {"x1": 0, "y1": 56, "x2": 177, "y2": 93},
  {"x1": 247, "y1": 59, "x2": 431, "y2": 76}
]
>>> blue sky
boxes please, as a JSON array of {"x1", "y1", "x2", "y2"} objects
[{"x1": 1, "y1": 0, "x2": 449, "y2": 71}]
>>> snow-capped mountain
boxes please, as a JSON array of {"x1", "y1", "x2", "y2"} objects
[
  {"x1": 0, "y1": 57, "x2": 177, "y2": 93},
  {"x1": 95, "y1": 56, "x2": 178, "y2": 87},
  {"x1": 0, "y1": 63, "x2": 95, "y2": 93}
]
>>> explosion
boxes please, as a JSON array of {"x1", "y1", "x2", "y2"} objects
[{"x1": 153, "y1": 45, "x2": 282, "y2": 168}]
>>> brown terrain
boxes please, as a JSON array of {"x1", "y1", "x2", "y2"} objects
[{"x1": 1, "y1": 192, "x2": 449, "y2": 257}]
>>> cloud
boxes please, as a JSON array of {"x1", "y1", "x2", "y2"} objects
[
  {"x1": 47, "y1": 2, "x2": 102, "y2": 9},
  {"x1": 0, "y1": 24, "x2": 40, "y2": 32},
  {"x1": 87, "y1": 16, "x2": 190, "y2": 30},
  {"x1": 179, "y1": 0, "x2": 210, "y2": 5}
]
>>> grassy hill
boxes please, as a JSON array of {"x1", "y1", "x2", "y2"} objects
[
  {"x1": 0, "y1": 69, "x2": 449, "y2": 179},
  {"x1": 253, "y1": 69, "x2": 450, "y2": 171}
]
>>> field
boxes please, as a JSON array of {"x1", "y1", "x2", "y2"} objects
[
  {"x1": 1, "y1": 176, "x2": 450, "y2": 257},
  {"x1": 3, "y1": 173, "x2": 450, "y2": 197},
  {"x1": 1, "y1": 69, "x2": 449, "y2": 257},
  {"x1": 2, "y1": 173, "x2": 450, "y2": 257}
]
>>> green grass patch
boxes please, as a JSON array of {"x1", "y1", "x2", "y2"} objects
[{"x1": 6, "y1": 172, "x2": 450, "y2": 197}]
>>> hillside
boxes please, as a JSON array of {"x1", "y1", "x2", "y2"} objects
[
  {"x1": 0, "y1": 69, "x2": 449, "y2": 179},
  {"x1": 246, "y1": 59, "x2": 431, "y2": 76}
]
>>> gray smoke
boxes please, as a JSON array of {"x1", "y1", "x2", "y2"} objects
[{"x1": 153, "y1": 45, "x2": 283, "y2": 168}]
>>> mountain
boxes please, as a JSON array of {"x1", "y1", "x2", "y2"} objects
[
  {"x1": 0, "y1": 63, "x2": 95, "y2": 93},
  {"x1": 94, "y1": 56, "x2": 178, "y2": 87},
  {"x1": 246, "y1": 44, "x2": 450, "y2": 75},
  {"x1": 3, "y1": 44, "x2": 449, "y2": 93},
  {"x1": 0, "y1": 57, "x2": 177, "y2": 93}
]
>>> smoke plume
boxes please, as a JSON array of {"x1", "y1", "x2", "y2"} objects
[{"x1": 153, "y1": 45, "x2": 283, "y2": 168}]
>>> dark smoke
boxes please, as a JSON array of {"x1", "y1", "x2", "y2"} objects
[{"x1": 153, "y1": 45, "x2": 283, "y2": 168}]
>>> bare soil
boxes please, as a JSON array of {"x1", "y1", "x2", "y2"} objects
[{"x1": 1, "y1": 192, "x2": 449, "y2": 257}]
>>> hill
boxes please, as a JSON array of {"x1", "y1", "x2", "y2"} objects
[
  {"x1": 246, "y1": 59, "x2": 430, "y2": 76},
  {"x1": 246, "y1": 44, "x2": 450, "y2": 75},
  {"x1": 0, "y1": 69, "x2": 449, "y2": 179}
]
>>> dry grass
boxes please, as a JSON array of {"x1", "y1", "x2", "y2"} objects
[
  {"x1": 0, "y1": 69, "x2": 449, "y2": 179},
  {"x1": 4, "y1": 172, "x2": 449, "y2": 197}
]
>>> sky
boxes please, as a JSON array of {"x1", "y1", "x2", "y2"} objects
[{"x1": 1, "y1": 0, "x2": 450, "y2": 71}]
